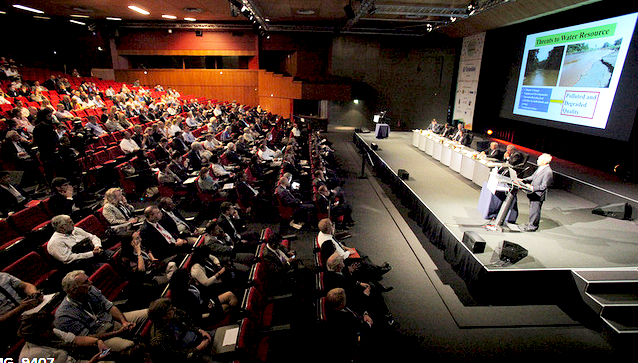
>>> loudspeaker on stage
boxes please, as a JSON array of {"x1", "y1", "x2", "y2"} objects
[
  {"x1": 398, "y1": 169, "x2": 409, "y2": 180},
  {"x1": 591, "y1": 202, "x2": 632, "y2": 220},
  {"x1": 462, "y1": 231, "x2": 486, "y2": 253},
  {"x1": 499, "y1": 241, "x2": 528, "y2": 263}
]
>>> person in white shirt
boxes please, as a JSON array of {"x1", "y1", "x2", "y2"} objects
[
  {"x1": 203, "y1": 133, "x2": 222, "y2": 151},
  {"x1": 119, "y1": 131, "x2": 141, "y2": 155},
  {"x1": 47, "y1": 215, "x2": 105, "y2": 271},
  {"x1": 185, "y1": 111, "x2": 200, "y2": 128},
  {"x1": 166, "y1": 118, "x2": 182, "y2": 136},
  {"x1": 104, "y1": 116, "x2": 124, "y2": 133},
  {"x1": 182, "y1": 125, "x2": 196, "y2": 144},
  {"x1": 257, "y1": 143, "x2": 281, "y2": 161},
  {"x1": 54, "y1": 103, "x2": 75, "y2": 122},
  {"x1": 209, "y1": 155, "x2": 231, "y2": 178}
]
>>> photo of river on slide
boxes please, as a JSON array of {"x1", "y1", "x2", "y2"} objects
[
  {"x1": 559, "y1": 38, "x2": 623, "y2": 88},
  {"x1": 522, "y1": 45, "x2": 565, "y2": 86}
]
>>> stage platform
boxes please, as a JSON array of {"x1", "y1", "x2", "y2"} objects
[{"x1": 354, "y1": 130, "x2": 638, "y2": 302}]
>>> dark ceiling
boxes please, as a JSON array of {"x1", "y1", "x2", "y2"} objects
[{"x1": 0, "y1": 0, "x2": 602, "y2": 37}]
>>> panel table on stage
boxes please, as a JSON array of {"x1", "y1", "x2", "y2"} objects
[
  {"x1": 472, "y1": 160, "x2": 499, "y2": 186},
  {"x1": 418, "y1": 133, "x2": 428, "y2": 151},
  {"x1": 441, "y1": 145, "x2": 453, "y2": 166},
  {"x1": 412, "y1": 130, "x2": 421, "y2": 147},
  {"x1": 411, "y1": 131, "x2": 504, "y2": 187},
  {"x1": 449, "y1": 147, "x2": 463, "y2": 172},
  {"x1": 432, "y1": 141, "x2": 443, "y2": 161},
  {"x1": 460, "y1": 154, "x2": 476, "y2": 180},
  {"x1": 425, "y1": 136, "x2": 434, "y2": 155}
]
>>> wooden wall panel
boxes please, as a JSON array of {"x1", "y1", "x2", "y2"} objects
[
  {"x1": 258, "y1": 70, "x2": 302, "y2": 100},
  {"x1": 117, "y1": 29, "x2": 257, "y2": 54},
  {"x1": 259, "y1": 96, "x2": 293, "y2": 120},
  {"x1": 114, "y1": 69, "x2": 258, "y2": 105},
  {"x1": 114, "y1": 68, "x2": 306, "y2": 116}
]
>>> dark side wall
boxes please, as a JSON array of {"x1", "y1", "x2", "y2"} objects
[{"x1": 329, "y1": 34, "x2": 459, "y2": 130}]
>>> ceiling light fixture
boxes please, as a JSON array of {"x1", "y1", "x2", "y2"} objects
[
  {"x1": 33, "y1": 15, "x2": 51, "y2": 19},
  {"x1": 69, "y1": 19, "x2": 86, "y2": 25},
  {"x1": 106, "y1": 17, "x2": 122, "y2": 21},
  {"x1": 128, "y1": 5, "x2": 150, "y2": 15},
  {"x1": 450, "y1": 17, "x2": 457, "y2": 23},
  {"x1": 0, "y1": 11, "x2": 6, "y2": 14},
  {"x1": 162, "y1": 14, "x2": 177, "y2": 19},
  {"x1": 184, "y1": 17, "x2": 196, "y2": 21},
  {"x1": 466, "y1": 1, "x2": 477, "y2": 16},
  {"x1": 12, "y1": 4, "x2": 44, "y2": 14},
  {"x1": 70, "y1": 14, "x2": 89, "y2": 18}
]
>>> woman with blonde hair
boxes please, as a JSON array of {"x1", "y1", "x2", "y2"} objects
[{"x1": 102, "y1": 187, "x2": 138, "y2": 235}]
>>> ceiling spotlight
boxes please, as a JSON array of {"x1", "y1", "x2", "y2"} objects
[
  {"x1": 106, "y1": 17, "x2": 122, "y2": 20},
  {"x1": 467, "y1": 1, "x2": 476, "y2": 15},
  {"x1": 168, "y1": 29, "x2": 173, "y2": 33},
  {"x1": 162, "y1": 14, "x2": 177, "y2": 19},
  {"x1": 12, "y1": 4, "x2": 44, "y2": 14},
  {"x1": 184, "y1": 17, "x2": 196, "y2": 21},
  {"x1": 97, "y1": 46, "x2": 103, "y2": 51},
  {"x1": 240, "y1": 5, "x2": 248, "y2": 12},
  {"x1": 0, "y1": 11, "x2": 6, "y2": 14},
  {"x1": 450, "y1": 17, "x2": 457, "y2": 22},
  {"x1": 69, "y1": 19, "x2": 86, "y2": 25},
  {"x1": 128, "y1": 5, "x2": 150, "y2": 15}
]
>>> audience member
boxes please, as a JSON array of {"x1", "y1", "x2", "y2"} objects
[
  {"x1": 54, "y1": 270, "x2": 148, "y2": 352},
  {"x1": 18, "y1": 311, "x2": 111, "y2": 363}
]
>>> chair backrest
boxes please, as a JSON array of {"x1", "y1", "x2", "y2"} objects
[
  {"x1": 75, "y1": 214, "x2": 107, "y2": 240},
  {"x1": 251, "y1": 262, "x2": 268, "y2": 296},
  {"x1": 88, "y1": 263, "x2": 129, "y2": 301},
  {"x1": 0, "y1": 219, "x2": 21, "y2": 246},
  {"x1": 236, "y1": 318, "x2": 256, "y2": 357},
  {"x1": 7, "y1": 205, "x2": 51, "y2": 235},
  {"x1": 2, "y1": 251, "x2": 58, "y2": 287}
]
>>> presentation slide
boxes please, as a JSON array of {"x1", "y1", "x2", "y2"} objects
[{"x1": 512, "y1": 12, "x2": 638, "y2": 129}]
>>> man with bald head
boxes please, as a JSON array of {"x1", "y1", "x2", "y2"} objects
[{"x1": 47, "y1": 214, "x2": 105, "y2": 273}]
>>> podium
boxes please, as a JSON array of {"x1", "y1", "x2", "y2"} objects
[
  {"x1": 482, "y1": 169, "x2": 532, "y2": 232},
  {"x1": 375, "y1": 123, "x2": 390, "y2": 138}
]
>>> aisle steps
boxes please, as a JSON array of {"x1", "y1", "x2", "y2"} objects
[{"x1": 572, "y1": 269, "x2": 638, "y2": 335}]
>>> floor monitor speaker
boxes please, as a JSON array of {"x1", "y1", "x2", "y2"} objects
[
  {"x1": 398, "y1": 169, "x2": 409, "y2": 180},
  {"x1": 371, "y1": 143, "x2": 378, "y2": 150},
  {"x1": 462, "y1": 231, "x2": 486, "y2": 253},
  {"x1": 591, "y1": 202, "x2": 632, "y2": 220},
  {"x1": 499, "y1": 241, "x2": 528, "y2": 263}
]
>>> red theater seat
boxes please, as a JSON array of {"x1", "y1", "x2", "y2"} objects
[
  {"x1": 2, "y1": 251, "x2": 59, "y2": 288},
  {"x1": 89, "y1": 263, "x2": 129, "y2": 301}
]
